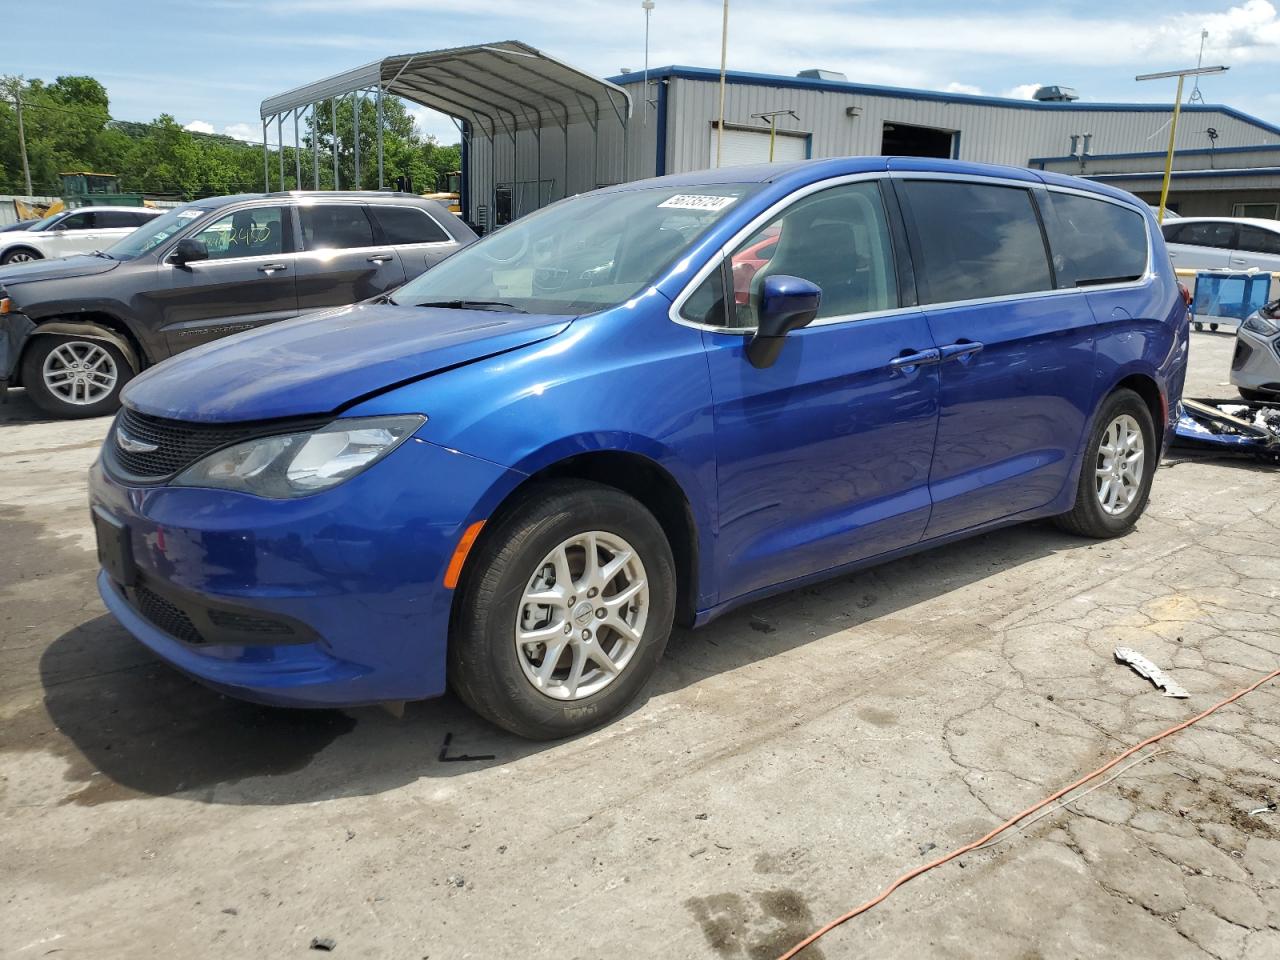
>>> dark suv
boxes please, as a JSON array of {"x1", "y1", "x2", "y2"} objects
[{"x1": 0, "y1": 191, "x2": 475, "y2": 418}]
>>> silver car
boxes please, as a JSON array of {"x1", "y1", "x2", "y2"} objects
[{"x1": 1231, "y1": 299, "x2": 1280, "y2": 400}]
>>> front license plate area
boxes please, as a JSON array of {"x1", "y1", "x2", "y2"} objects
[{"x1": 92, "y1": 506, "x2": 137, "y2": 587}]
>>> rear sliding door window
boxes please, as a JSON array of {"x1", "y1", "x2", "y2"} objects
[
  {"x1": 899, "y1": 180, "x2": 1053, "y2": 304},
  {"x1": 1044, "y1": 192, "x2": 1148, "y2": 287}
]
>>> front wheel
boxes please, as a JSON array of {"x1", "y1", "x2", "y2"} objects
[
  {"x1": 1054, "y1": 388, "x2": 1157, "y2": 538},
  {"x1": 20, "y1": 335, "x2": 134, "y2": 419},
  {"x1": 449, "y1": 481, "x2": 676, "y2": 740}
]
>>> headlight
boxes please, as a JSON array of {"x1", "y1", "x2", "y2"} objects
[
  {"x1": 173, "y1": 415, "x2": 425, "y2": 498},
  {"x1": 1241, "y1": 313, "x2": 1280, "y2": 338}
]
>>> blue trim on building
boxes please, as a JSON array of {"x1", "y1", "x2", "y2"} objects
[
  {"x1": 606, "y1": 65, "x2": 1280, "y2": 138},
  {"x1": 1086, "y1": 167, "x2": 1280, "y2": 182},
  {"x1": 1031, "y1": 143, "x2": 1280, "y2": 165},
  {"x1": 655, "y1": 78, "x2": 668, "y2": 177}
]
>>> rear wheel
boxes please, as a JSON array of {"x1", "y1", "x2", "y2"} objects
[
  {"x1": 1055, "y1": 388, "x2": 1157, "y2": 538},
  {"x1": 0, "y1": 246, "x2": 41, "y2": 265},
  {"x1": 20, "y1": 335, "x2": 133, "y2": 419},
  {"x1": 449, "y1": 480, "x2": 676, "y2": 740}
]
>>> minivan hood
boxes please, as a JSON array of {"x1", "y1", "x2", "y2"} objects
[
  {"x1": 0, "y1": 254, "x2": 118, "y2": 288},
  {"x1": 122, "y1": 302, "x2": 572, "y2": 423}
]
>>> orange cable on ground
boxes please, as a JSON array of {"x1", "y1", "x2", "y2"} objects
[{"x1": 777, "y1": 666, "x2": 1280, "y2": 960}]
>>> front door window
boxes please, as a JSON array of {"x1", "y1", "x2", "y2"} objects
[{"x1": 194, "y1": 206, "x2": 287, "y2": 260}]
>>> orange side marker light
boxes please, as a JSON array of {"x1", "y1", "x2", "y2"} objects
[{"x1": 443, "y1": 520, "x2": 485, "y2": 589}]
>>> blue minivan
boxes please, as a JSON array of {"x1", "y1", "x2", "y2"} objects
[{"x1": 89, "y1": 157, "x2": 1189, "y2": 739}]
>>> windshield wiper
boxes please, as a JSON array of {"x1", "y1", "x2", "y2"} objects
[
  {"x1": 414, "y1": 299, "x2": 528, "y2": 313},
  {"x1": 90, "y1": 250, "x2": 113, "y2": 260},
  {"x1": 369, "y1": 292, "x2": 397, "y2": 305}
]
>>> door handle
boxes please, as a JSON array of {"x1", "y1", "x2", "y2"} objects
[
  {"x1": 1229, "y1": 257, "x2": 1248, "y2": 265},
  {"x1": 367, "y1": 254, "x2": 393, "y2": 263},
  {"x1": 888, "y1": 348, "x2": 941, "y2": 373},
  {"x1": 939, "y1": 341, "x2": 984, "y2": 364},
  {"x1": 258, "y1": 263, "x2": 287, "y2": 273}
]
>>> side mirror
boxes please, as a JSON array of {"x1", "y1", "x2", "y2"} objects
[
  {"x1": 746, "y1": 275, "x2": 822, "y2": 369},
  {"x1": 169, "y1": 237, "x2": 208, "y2": 266}
]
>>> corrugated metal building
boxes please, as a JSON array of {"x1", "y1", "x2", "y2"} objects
[{"x1": 462, "y1": 63, "x2": 1280, "y2": 227}]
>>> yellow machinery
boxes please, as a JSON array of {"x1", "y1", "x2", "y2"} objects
[{"x1": 422, "y1": 170, "x2": 461, "y2": 215}]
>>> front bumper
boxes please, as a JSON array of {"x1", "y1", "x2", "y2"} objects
[
  {"x1": 1230, "y1": 325, "x2": 1280, "y2": 394},
  {"x1": 89, "y1": 432, "x2": 520, "y2": 707},
  {"x1": 0, "y1": 310, "x2": 35, "y2": 390}
]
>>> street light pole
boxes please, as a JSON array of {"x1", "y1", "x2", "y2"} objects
[
  {"x1": 751, "y1": 110, "x2": 799, "y2": 161},
  {"x1": 1135, "y1": 64, "x2": 1228, "y2": 223},
  {"x1": 642, "y1": 0, "x2": 654, "y2": 127}
]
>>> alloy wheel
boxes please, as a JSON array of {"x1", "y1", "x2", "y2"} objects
[
  {"x1": 42, "y1": 341, "x2": 118, "y2": 406},
  {"x1": 515, "y1": 530, "x2": 649, "y2": 701},
  {"x1": 1094, "y1": 413, "x2": 1144, "y2": 516}
]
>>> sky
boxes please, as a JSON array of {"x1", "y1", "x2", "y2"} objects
[{"x1": 7, "y1": 0, "x2": 1280, "y2": 147}]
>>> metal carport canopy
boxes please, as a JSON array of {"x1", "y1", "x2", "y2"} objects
[
  {"x1": 260, "y1": 40, "x2": 632, "y2": 134},
  {"x1": 259, "y1": 41, "x2": 632, "y2": 222}
]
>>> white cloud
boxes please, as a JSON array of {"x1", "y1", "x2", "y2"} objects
[
  {"x1": 944, "y1": 82, "x2": 983, "y2": 96},
  {"x1": 405, "y1": 103, "x2": 462, "y2": 145},
  {"x1": 183, "y1": 119, "x2": 215, "y2": 134},
  {"x1": 1156, "y1": 0, "x2": 1280, "y2": 63},
  {"x1": 1005, "y1": 83, "x2": 1044, "y2": 100},
  {"x1": 222, "y1": 122, "x2": 259, "y2": 142}
]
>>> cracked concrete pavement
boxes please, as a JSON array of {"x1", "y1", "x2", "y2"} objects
[{"x1": 2, "y1": 330, "x2": 1278, "y2": 959}]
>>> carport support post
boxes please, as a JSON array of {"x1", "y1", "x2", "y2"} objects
[
  {"x1": 293, "y1": 110, "x2": 302, "y2": 189},
  {"x1": 312, "y1": 103, "x2": 321, "y2": 188},
  {"x1": 262, "y1": 118, "x2": 270, "y2": 190},
  {"x1": 277, "y1": 115, "x2": 285, "y2": 191},
  {"x1": 331, "y1": 100, "x2": 339, "y2": 189},
  {"x1": 353, "y1": 91, "x2": 362, "y2": 188},
  {"x1": 376, "y1": 85, "x2": 385, "y2": 189}
]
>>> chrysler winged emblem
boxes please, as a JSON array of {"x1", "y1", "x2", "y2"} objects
[{"x1": 115, "y1": 429, "x2": 158, "y2": 454}]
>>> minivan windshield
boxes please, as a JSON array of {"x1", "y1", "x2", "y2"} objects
[
  {"x1": 393, "y1": 184, "x2": 762, "y2": 315},
  {"x1": 105, "y1": 204, "x2": 211, "y2": 261}
]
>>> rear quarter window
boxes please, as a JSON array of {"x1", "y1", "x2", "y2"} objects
[
  {"x1": 370, "y1": 205, "x2": 450, "y2": 244},
  {"x1": 898, "y1": 180, "x2": 1053, "y2": 304},
  {"x1": 1044, "y1": 192, "x2": 1149, "y2": 287}
]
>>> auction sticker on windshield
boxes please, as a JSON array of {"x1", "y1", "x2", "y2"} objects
[{"x1": 658, "y1": 195, "x2": 738, "y2": 211}]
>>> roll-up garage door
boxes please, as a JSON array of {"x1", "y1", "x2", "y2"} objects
[{"x1": 711, "y1": 126, "x2": 808, "y2": 167}]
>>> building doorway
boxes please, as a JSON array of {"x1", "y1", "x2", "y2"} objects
[{"x1": 882, "y1": 122, "x2": 956, "y2": 159}]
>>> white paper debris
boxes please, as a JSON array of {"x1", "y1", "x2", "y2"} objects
[
  {"x1": 1217, "y1": 404, "x2": 1251, "y2": 417},
  {"x1": 1115, "y1": 647, "x2": 1190, "y2": 698}
]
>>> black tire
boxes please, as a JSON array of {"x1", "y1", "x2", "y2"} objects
[
  {"x1": 1238, "y1": 387, "x2": 1278, "y2": 403},
  {"x1": 0, "y1": 246, "x2": 42, "y2": 266},
  {"x1": 20, "y1": 334, "x2": 134, "y2": 419},
  {"x1": 1054, "y1": 388, "x2": 1157, "y2": 539},
  {"x1": 449, "y1": 480, "x2": 676, "y2": 740}
]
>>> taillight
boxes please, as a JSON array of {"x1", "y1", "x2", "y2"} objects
[{"x1": 1177, "y1": 281, "x2": 1192, "y2": 307}]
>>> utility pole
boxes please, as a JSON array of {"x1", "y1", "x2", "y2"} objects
[
  {"x1": 8, "y1": 78, "x2": 33, "y2": 196},
  {"x1": 1135, "y1": 64, "x2": 1228, "y2": 223},
  {"x1": 716, "y1": 0, "x2": 729, "y2": 166}
]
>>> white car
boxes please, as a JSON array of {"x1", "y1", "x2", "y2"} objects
[
  {"x1": 1160, "y1": 216, "x2": 1280, "y2": 273},
  {"x1": 0, "y1": 206, "x2": 161, "y2": 266}
]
